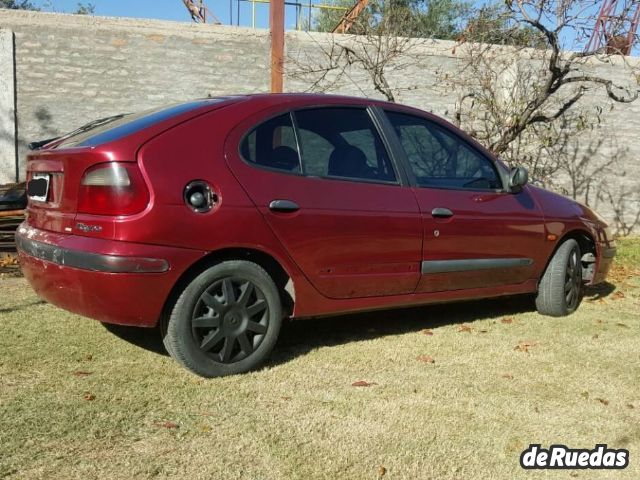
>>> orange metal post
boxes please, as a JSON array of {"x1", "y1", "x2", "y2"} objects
[{"x1": 270, "y1": 0, "x2": 285, "y2": 93}]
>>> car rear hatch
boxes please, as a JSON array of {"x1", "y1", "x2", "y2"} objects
[{"x1": 24, "y1": 97, "x2": 243, "y2": 238}]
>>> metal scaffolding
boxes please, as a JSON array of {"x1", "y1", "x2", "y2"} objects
[
  {"x1": 237, "y1": 0, "x2": 348, "y2": 30},
  {"x1": 586, "y1": 0, "x2": 639, "y2": 55}
]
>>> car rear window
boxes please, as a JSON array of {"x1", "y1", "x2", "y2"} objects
[{"x1": 55, "y1": 98, "x2": 230, "y2": 148}]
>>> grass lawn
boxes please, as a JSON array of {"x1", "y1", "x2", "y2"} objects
[{"x1": 1, "y1": 240, "x2": 639, "y2": 479}]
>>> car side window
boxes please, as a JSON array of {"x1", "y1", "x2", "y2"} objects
[
  {"x1": 240, "y1": 113, "x2": 301, "y2": 173},
  {"x1": 386, "y1": 111, "x2": 502, "y2": 190},
  {"x1": 294, "y1": 108, "x2": 397, "y2": 183}
]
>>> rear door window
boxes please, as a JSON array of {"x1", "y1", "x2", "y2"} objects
[{"x1": 293, "y1": 108, "x2": 397, "y2": 183}]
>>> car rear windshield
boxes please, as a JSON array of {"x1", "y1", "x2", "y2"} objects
[{"x1": 55, "y1": 98, "x2": 231, "y2": 149}]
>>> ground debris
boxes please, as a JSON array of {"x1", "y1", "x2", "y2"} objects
[
  {"x1": 154, "y1": 421, "x2": 179, "y2": 429},
  {"x1": 514, "y1": 341, "x2": 537, "y2": 353},
  {"x1": 351, "y1": 380, "x2": 377, "y2": 387},
  {"x1": 416, "y1": 354, "x2": 435, "y2": 363}
]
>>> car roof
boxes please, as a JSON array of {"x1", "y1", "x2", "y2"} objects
[{"x1": 235, "y1": 92, "x2": 394, "y2": 108}]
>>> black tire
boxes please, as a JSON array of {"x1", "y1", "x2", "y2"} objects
[
  {"x1": 536, "y1": 239, "x2": 583, "y2": 317},
  {"x1": 164, "y1": 260, "x2": 282, "y2": 377}
]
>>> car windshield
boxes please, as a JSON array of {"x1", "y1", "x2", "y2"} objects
[{"x1": 55, "y1": 98, "x2": 229, "y2": 148}]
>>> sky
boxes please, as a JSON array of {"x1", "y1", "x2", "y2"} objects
[
  {"x1": 29, "y1": 0, "x2": 639, "y2": 54},
  {"x1": 33, "y1": 0, "x2": 316, "y2": 30}
]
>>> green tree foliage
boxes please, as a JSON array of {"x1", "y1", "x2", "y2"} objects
[
  {"x1": 74, "y1": 2, "x2": 95, "y2": 15},
  {"x1": 313, "y1": 0, "x2": 470, "y2": 40},
  {"x1": 0, "y1": 0, "x2": 39, "y2": 9},
  {"x1": 462, "y1": 4, "x2": 544, "y2": 47}
]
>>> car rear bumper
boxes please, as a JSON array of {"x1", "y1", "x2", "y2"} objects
[{"x1": 16, "y1": 223, "x2": 205, "y2": 327}]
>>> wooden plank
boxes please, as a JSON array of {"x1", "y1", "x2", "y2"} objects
[{"x1": 0, "y1": 209, "x2": 24, "y2": 218}]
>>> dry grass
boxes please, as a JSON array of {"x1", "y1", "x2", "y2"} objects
[{"x1": 1, "y1": 240, "x2": 639, "y2": 479}]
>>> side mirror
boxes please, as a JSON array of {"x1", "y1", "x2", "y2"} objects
[{"x1": 509, "y1": 166, "x2": 528, "y2": 192}]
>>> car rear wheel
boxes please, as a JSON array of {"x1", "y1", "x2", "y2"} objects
[
  {"x1": 164, "y1": 260, "x2": 282, "y2": 377},
  {"x1": 536, "y1": 239, "x2": 583, "y2": 317}
]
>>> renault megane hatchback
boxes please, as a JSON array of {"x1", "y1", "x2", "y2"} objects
[{"x1": 17, "y1": 94, "x2": 616, "y2": 377}]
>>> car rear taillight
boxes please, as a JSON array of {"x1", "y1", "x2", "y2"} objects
[{"x1": 78, "y1": 162, "x2": 149, "y2": 215}]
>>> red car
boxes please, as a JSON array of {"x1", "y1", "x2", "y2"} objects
[{"x1": 17, "y1": 94, "x2": 616, "y2": 377}]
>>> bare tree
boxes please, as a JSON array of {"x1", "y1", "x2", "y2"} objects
[
  {"x1": 289, "y1": 0, "x2": 640, "y2": 233},
  {"x1": 450, "y1": 0, "x2": 639, "y2": 156},
  {"x1": 290, "y1": 34, "x2": 421, "y2": 102},
  {"x1": 599, "y1": 187, "x2": 640, "y2": 237},
  {"x1": 290, "y1": 11, "x2": 431, "y2": 102}
]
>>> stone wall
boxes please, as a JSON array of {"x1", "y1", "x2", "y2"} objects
[
  {"x1": 0, "y1": 9, "x2": 638, "y2": 228},
  {"x1": 0, "y1": 29, "x2": 15, "y2": 184}
]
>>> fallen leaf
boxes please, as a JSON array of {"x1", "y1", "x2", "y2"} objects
[
  {"x1": 596, "y1": 319, "x2": 604, "y2": 324},
  {"x1": 73, "y1": 371, "x2": 92, "y2": 377},
  {"x1": 592, "y1": 334, "x2": 599, "y2": 340},
  {"x1": 597, "y1": 398, "x2": 609, "y2": 406},
  {"x1": 417, "y1": 354, "x2": 435, "y2": 363},
  {"x1": 580, "y1": 391, "x2": 590, "y2": 400},
  {"x1": 534, "y1": 406, "x2": 540, "y2": 413},
  {"x1": 627, "y1": 404, "x2": 634, "y2": 409},
  {"x1": 155, "y1": 421, "x2": 179, "y2": 429},
  {"x1": 612, "y1": 291, "x2": 625, "y2": 300},
  {"x1": 281, "y1": 396, "x2": 292, "y2": 401},
  {"x1": 479, "y1": 329, "x2": 488, "y2": 333},
  {"x1": 458, "y1": 324, "x2": 472, "y2": 333},
  {"x1": 83, "y1": 392, "x2": 95, "y2": 401},
  {"x1": 617, "y1": 323, "x2": 629, "y2": 328},
  {"x1": 378, "y1": 465, "x2": 387, "y2": 477},
  {"x1": 501, "y1": 317, "x2": 513, "y2": 324},
  {"x1": 514, "y1": 341, "x2": 537, "y2": 353},
  {"x1": 420, "y1": 329, "x2": 434, "y2": 336},
  {"x1": 352, "y1": 380, "x2": 377, "y2": 387},
  {"x1": 570, "y1": 473, "x2": 579, "y2": 478},
  {"x1": 502, "y1": 373, "x2": 514, "y2": 380}
]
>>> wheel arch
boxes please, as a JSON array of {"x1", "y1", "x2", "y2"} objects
[
  {"x1": 561, "y1": 229, "x2": 596, "y2": 257},
  {"x1": 538, "y1": 228, "x2": 596, "y2": 287},
  {"x1": 159, "y1": 247, "x2": 296, "y2": 328}
]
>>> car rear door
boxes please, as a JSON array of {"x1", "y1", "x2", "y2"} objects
[
  {"x1": 225, "y1": 104, "x2": 422, "y2": 299},
  {"x1": 380, "y1": 108, "x2": 547, "y2": 293}
]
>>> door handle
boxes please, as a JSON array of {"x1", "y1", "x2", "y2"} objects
[
  {"x1": 431, "y1": 207, "x2": 454, "y2": 218},
  {"x1": 269, "y1": 199, "x2": 300, "y2": 213}
]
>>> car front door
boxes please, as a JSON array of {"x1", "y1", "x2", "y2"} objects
[
  {"x1": 225, "y1": 105, "x2": 422, "y2": 299},
  {"x1": 381, "y1": 108, "x2": 547, "y2": 293}
]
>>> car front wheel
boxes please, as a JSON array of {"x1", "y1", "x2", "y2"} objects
[
  {"x1": 164, "y1": 260, "x2": 282, "y2": 377},
  {"x1": 536, "y1": 238, "x2": 583, "y2": 317}
]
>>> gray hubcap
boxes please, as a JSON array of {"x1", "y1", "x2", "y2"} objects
[{"x1": 191, "y1": 277, "x2": 269, "y2": 363}]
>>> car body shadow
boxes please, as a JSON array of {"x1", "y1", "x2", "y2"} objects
[
  {"x1": 270, "y1": 294, "x2": 538, "y2": 366},
  {"x1": 0, "y1": 299, "x2": 46, "y2": 314},
  {"x1": 583, "y1": 281, "x2": 616, "y2": 300},
  {"x1": 101, "y1": 323, "x2": 168, "y2": 356},
  {"x1": 103, "y1": 294, "x2": 537, "y2": 361},
  {"x1": 101, "y1": 284, "x2": 618, "y2": 367}
]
